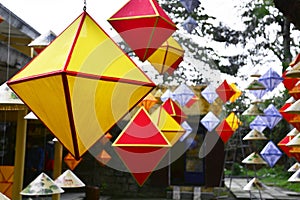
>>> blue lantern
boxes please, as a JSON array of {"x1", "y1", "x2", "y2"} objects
[
  {"x1": 258, "y1": 68, "x2": 283, "y2": 91},
  {"x1": 260, "y1": 141, "x2": 282, "y2": 168},
  {"x1": 263, "y1": 104, "x2": 282, "y2": 129},
  {"x1": 201, "y1": 84, "x2": 218, "y2": 104},
  {"x1": 160, "y1": 89, "x2": 174, "y2": 102},
  {"x1": 182, "y1": 16, "x2": 198, "y2": 34},
  {"x1": 200, "y1": 111, "x2": 220, "y2": 132},
  {"x1": 249, "y1": 88, "x2": 268, "y2": 99},
  {"x1": 172, "y1": 84, "x2": 195, "y2": 107},
  {"x1": 180, "y1": 121, "x2": 193, "y2": 142},
  {"x1": 250, "y1": 115, "x2": 267, "y2": 133},
  {"x1": 180, "y1": 0, "x2": 200, "y2": 13}
]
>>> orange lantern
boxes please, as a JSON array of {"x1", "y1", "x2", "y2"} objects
[
  {"x1": 64, "y1": 153, "x2": 82, "y2": 170},
  {"x1": 138, "y1": 93, "x2": 158, "y2": 111}
]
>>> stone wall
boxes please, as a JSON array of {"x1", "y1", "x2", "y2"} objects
[{"x1": 68, "y1": 152, "x2": 168, "y2": 198}]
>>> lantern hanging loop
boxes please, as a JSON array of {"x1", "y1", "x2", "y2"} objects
[{"x1": 83, "y1": 0, "x2": 87, "y2": 11}]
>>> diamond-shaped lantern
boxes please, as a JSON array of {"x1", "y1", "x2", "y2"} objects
[
  {"x1": 250, "y1": 115, "x2": 267, "y2": 133},
  {"x1": 108, "y1": 0, "x2": 177, "y2": 61},
  {"x1": 249, "y1": 88, "x2": 268, "y2": 100},
  {"x1": 287, "y1": 128, "x2": 300, "y2": 137},
  {"x1": 286, "y1": 53, "x2": 300, "y2": 78},
  {"x1": 225, "y1": 112, "x2": 242, "y2": 132},
  {"x1": 113, "y1": 107, "x2": 170, "y2": 186},
  {"x1": 282, "y1": 70, "x2": 300, "y2": 90},
  {"x1": 64, "y1": 153, "x2": 82, "y2": 170},
  {"x1": 185, "y1": 94, "x2": 199, "y2": 108},
  {"x1": 246, "y1": 80, "x2": 267, "y2": 99},
  {"x1": 290, "y1": 147, "x2": 300, "y2": 162},
  {"x1": 180, "y1": 0, "x2": 200, "y2": 13},
  {"x1": 285, "y1": 99, "x2": 300, "y2": 114},
  {"x1": 286, "y1": 64, "x2": 300, "y2": 78},
  {"x1": 287, "y1": 133, "x2": 300, "y2": 147},
  {"x1": 201, "y1": 84, "x2": 218, "y2": 104},
  {"x1": 215, "y1": 120, "x2": 234, "y2": 143},
  {"x1": 160, "y1": 89, "x2": 174, "y2": 102},
  {"x1": 260, "y1": 141, "x2": 282, "y2": 168},
  {"x1": 291, "y1": 117, "x2": 300, "y2": 132},
  {"x1": 172, "y1": 84, "x2": 195, "y2": 107},
  {"x1": 229, "y1": 83, "x2": 242, "y2": 103},
  {"x1": 290, "y1": 53, "x2": 300, "y2": 67},
  {"x1": 200, "y1": 111, "x2": 220, "y2": 132},
  {"x1": 162, "y1": 98, "x2": 187, "y2": 124},
  {"x1": 215, "y1": 80, "x2": 235, "y2": 103},
  {"x1": 286, "y1": 132, "x2": 300, "y2": 161},
  {"x1": 7, "y1": 12, "x2": 156, "y2": 159},
  {"x1": 151, "y1": 106, "x2": 185, "y2": 145},
  {"x1": 96, "y1": 150, "x2": 112, "y2": 166},
  {"x1": 258, "y1": 68, "x2": 283, "y2": 91},
  {"x1": 147, "y1": 36, "x2": 184, "y2": 75},
  {"x1": 138, "y1": 93, "x2": 158, "y2": 111},
  {"x1": 180, "y1": 121, "x2": 193, "y2": 142},
  {"x1": 288, "y1": 115, "x2": 300, "y2": 132},
  {"x1": 182, "y1": 16, "x2": 198, "y2": 34},
  {"x1": 0, "y1": 166, "x2": 14, "y2": 199},
  {"x1": 278, "y1": 135, "x2": 294, "y2": 158},
  {"x1": 289, "y1": 81, "x2": 300, "y2": 100},
  {"x1": 280, "y1": 100, "x2": 298, "y2": 123},
  {"x1": 263, "y1": 104, "x2": 282, "y2": 129}
]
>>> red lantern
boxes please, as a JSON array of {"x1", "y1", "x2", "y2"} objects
[
  {"x1": 215, "y1": 120, "x2": 234, "y2": 143},
  {"x1": 280, "y1": 102, "x2": 297, "y2": 123},
  {"x1": 278, "y1": 135, "x2": 294, "y2": 157},
  {"x1": 113, "y1": 107, "x2": 170, "y2": 186},
  {"x1": 282, "y1": 71, "x2": 300, "y2": 90},
  {"x1": 290, "y1": 147, "x2": 300, "y2": 162},
  {"x1": 215, "y1": 80, "x2": 235, "y2": 103},
  {"x1": 289, "y1": 115, "x2": 300, "y2": 132},
  {"x1": 289, "y1": 81, "x2": 300, "y2": 100},
  {"x1": 185, "y1": 95, "x2": 199, "y2": 108},
  {"x1": 108, "y1": 0, "x2": 177, "y2": 61},
  {"x1": 162, "y1": 98, "x2": 187, "y2": 124}
]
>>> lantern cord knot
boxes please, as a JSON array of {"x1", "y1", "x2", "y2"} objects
[{"x1": 83, "y1": 0, "x2": 86, "y2": 11}]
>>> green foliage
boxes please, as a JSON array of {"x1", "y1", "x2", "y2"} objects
[
  {"x1": 161, "y1": 0, "x2": 299, "y2": 78},
  {"x1": 231, "y1": 163, "x2": 243, "y2": 175},
  {"x1": 226, "y1": 164, "x2": 300, "y2": 192}
]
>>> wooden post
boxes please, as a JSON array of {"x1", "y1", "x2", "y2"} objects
[
  {"x1": 12, "y1": 109, "x2": 27, "y2": 200},
  {"x1": 52, "y1": 140, "x2": 63, "y2": 200}
]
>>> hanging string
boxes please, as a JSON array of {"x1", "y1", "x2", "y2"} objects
[
  {"x1": 1, "y1": 10, "x2": 11, "y2": 166},
  {"x1": 6, "y1": 11, "x2": 11, "y2": 81},
  {"x1": 83, "y1": 0, "x2": 87, "y2": 11}
]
